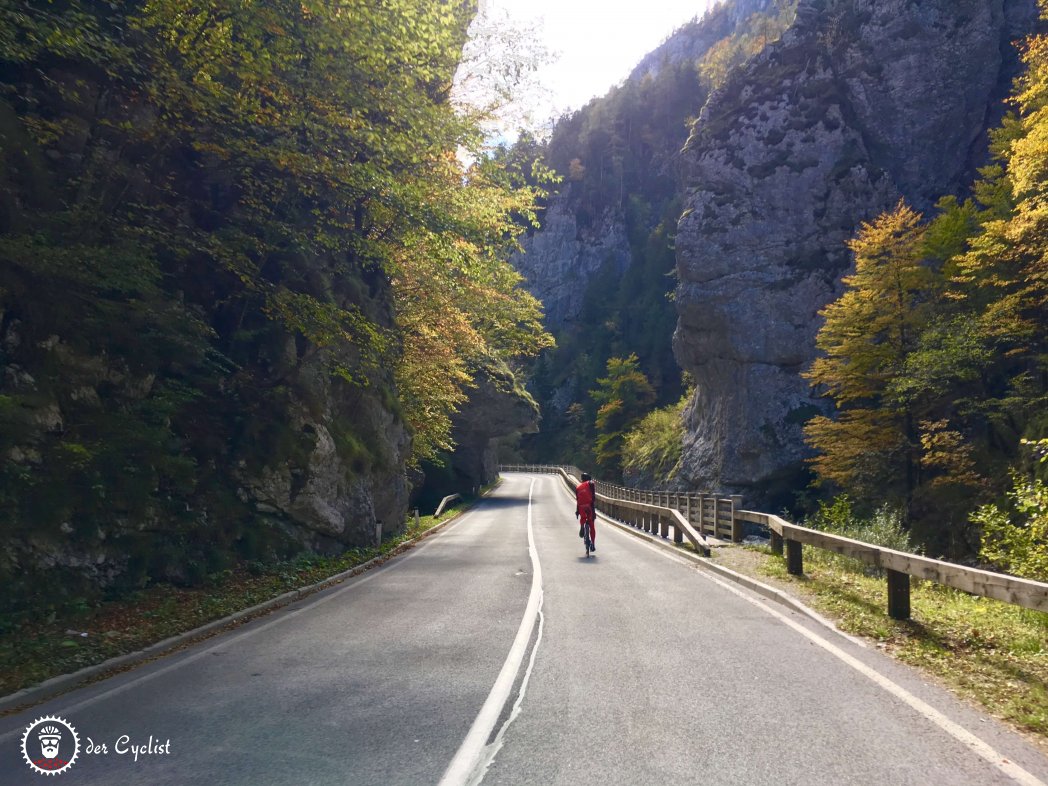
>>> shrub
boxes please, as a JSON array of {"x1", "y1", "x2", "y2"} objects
[
  {"x1": 622, "y1": 395, "x2": 686, "y2": 484},
  {"x1": 975, "y1": 475, "x2": 1048, "y2": 581},
  {"x1": 803, "y1": 496, "x2": 915, "y2": 575}
]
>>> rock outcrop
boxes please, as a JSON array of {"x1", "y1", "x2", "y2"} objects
[
  {"x1": 630, "y1": 0, "x2": 776, "y2": 82},
  {"x1": 673, "y1": 0, "x2": 1039, "y2": 503},
  {"x1": 449, "y1": 359, "x2": 540, "y2": 489},
  {"x1": 236, "y1": 351, "x2": 411, "y2": 554},
  {"x1": 512, "y1": 197, "x2": 632, "y2": 331},
  {"x1": 416, "y1": 358, "x2": 539, "y2": 508}
]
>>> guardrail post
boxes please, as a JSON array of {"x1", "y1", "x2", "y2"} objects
[
  {"x1": 770, "y1": 531, "x2": 784, "y2": 556},
  {"x1": 887, "y1": 569, "x2": 911, "y2": 620},
  {"x1": 786, "y1": 539, "x2": 803, "y2": 576},
  {"x1": 730, "y1": 494, "x2": 744, "y2": 542}
]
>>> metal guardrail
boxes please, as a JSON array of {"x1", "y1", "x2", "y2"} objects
[
  {"x1": 499, "y1": 464, "x2": 1048, "y2": 620},
  {"x1": 434, "y1": 493, "x2": 461, "y2": 518}
]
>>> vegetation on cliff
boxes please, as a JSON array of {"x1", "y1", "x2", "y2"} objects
[
  {"x1": 0, "y1": 0, "x2": 549, "y2": 620},
  {"x1": 804, "y1": 10, "x2": 1048, "y2": 570}
]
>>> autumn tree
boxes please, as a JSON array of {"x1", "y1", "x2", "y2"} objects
[
  {"x1": 804, "y1": 201, "x2": 936, "y2": 511},
  {"x1": 0, "y1": 0, "x2": 552, "y2": 610},
  {"x1": 590, "y1": 354, "x2": 656, "y2": 476}
]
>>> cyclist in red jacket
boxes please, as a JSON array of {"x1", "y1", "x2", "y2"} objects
[{"x1": 575, "y1": 472, "x2": 596, "y2": 552}]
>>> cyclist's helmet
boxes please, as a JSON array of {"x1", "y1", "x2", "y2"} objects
[{"x1": 581, "y1": 472, "x2": 592, "y2": 482}]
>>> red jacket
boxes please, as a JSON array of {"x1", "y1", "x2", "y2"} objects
[{"x1": 575, "y1": 480, "x2": 595, "y2": 515}]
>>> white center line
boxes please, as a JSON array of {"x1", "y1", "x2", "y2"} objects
[{"x1": 437, "y1": 477, "x2": 544, "y2": 786}]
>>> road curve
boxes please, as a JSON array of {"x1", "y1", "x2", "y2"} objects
[{"x1": 1, "y1": 472, "x2": 1046, "y2": 785}]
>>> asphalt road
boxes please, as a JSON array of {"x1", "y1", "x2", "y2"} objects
[{"x1": 2, "y1": 472, "x2": 1047, "y2": 785}]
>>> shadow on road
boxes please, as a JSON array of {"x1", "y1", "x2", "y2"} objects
[{"x1": 474, "y1": 496, "x2": 531, "y2": 509}]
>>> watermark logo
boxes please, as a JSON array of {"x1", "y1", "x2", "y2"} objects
[{"x1": 21, "y1": 715, "x2": 80, "y2": 775}]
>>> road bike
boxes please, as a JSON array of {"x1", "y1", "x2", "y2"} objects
[{"x1": 581, "y1": 519, "x2": 594, "y2": 557}]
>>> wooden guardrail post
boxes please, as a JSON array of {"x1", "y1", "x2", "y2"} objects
[
  {"x1": 770, "y1": 530, "x2": 784, "y2": 555},
  {"x1": 786, "y1": 539, "x2": 803, "y2": 576},
  {"x1": 549, "y1": 461, "x2": 1047, "y2": 616},
  {"x1": 887, "y1": 569, "x2": 911, "y2": 620},
  {"x1": 730, "y1": 494, "x2": 744, "y2": 542}
]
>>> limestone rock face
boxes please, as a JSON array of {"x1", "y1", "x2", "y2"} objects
[
  {"x1": 630, "y1": 0, "x2": 776, "y2": 82},
  {"x1": 239, "y1": 360, "x2": 411, "y2": 554},
  {"x1": 511, "y1": 197, "x2": 631, "y2": 331},
  {"x1": 673, "y1": 0, "x2": 1038, "y2": 502}
]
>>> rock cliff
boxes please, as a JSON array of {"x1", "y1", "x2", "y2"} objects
[
  {"x1": 512, "y1": 0, "x2": 790, "y2": 467},
  {"x1": 673, "y1": 0, "x2": 1039, "y2": 504},
  {"x1": 0, "y1": 29, "x2": 413, "y2": 601},
  {"x1": 449, "y1": 359, "x2": 540, "y2": 489},
  {"x1": 512, "y1": 197, "x2": 632, "y2": 330},
  {"x1": 412, "y1": 357, "x2": 538, "y2": 510}
]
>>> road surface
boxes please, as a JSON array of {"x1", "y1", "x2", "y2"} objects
[{"x1": 2, "y1": 472, "x2": 1047, "y2": 785}]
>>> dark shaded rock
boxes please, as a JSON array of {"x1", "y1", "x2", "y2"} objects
[{"x1": 417, "y1": 358, "x2": 538, "y2": 509}]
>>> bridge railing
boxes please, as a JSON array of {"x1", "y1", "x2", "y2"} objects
[{"x1": 498, "y1": 464, "x2": 1048, "y2": 620}]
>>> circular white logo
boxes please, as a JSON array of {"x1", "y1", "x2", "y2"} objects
[{"x1": 21, "y1": 715, "x2": 79, "y2": 775}]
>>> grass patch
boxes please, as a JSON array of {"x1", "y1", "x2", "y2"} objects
[
  {"x1": 729, "y1": 545, "x2": 1048, "y2": 739},
  {"x1": 0, "y1": 493, "x2": 483, "y2": 701}
]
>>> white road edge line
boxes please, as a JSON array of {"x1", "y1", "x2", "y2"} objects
[
  {"x1": 0, "y1": 501, "x2": 478, "y2": 742},
  {"x1": 438, "y1": 478, "x2": 544, "y2": 786},
  {"x1": 630, "y1": 521, "x2": 1047, "y2": 786}
]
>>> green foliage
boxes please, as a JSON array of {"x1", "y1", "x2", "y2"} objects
[
  {"x1": 621, "y1": 394, "x2": 686, "y2": 483},
  {"x1": 590, "y1": 354, "x2": 656, "y2": 476},
  {"x1": 804, "y1": 201, "x2": 937, "y2": 508},
  {"x1": 0, "y1": 0, "x2": 550, "y2": 616},
  {"x1": 975, "y1": 471, "x2": 1048, "y2": 581},
  {"x1": 804, "y1": 13, "x2": 1048, "y2": 559},
  {"x1": 805, "y1": 496, "x2": 914, "y2": 553}
]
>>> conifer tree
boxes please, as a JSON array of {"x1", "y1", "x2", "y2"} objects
[
  {"x1": 591, "y1": 354, "x2": 656, "y2": 476},
  {"x1": 804, "y1": 201, "x2": 934, "y2": 509}
]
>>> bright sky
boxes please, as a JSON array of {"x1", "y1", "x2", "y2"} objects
[{"x1": 483, "y1": 0, "x2": 716, "y2": 122}]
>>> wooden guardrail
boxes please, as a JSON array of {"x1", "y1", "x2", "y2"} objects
[
  {"x1": 737, "y1": 510, "x2": 1048, "y2": 617},
  {"x1": 500, "y1": 464, "x2": 711, "y2": 556},
  {"x1": 499, "y1": 464, "x2": 1048, "y2": 620}
]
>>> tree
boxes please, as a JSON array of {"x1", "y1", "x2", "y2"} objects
[
  {"x1": 590, "y1": 354, "x2": 656, "y2": 476},
  {"x1": 621, "y1": 394, "x2": 687, "y2": 485},
  {"x1": 804, "y1": 201, "x2": 935, "y2": 509},
  {"x1": 0, "y1": 0, "x2": 553, "y2": 611}
]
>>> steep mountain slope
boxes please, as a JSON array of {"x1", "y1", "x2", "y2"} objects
[
  {"x1": 0, "y1": 0, "x2": 542, "y2": 615},
  {"x1": 514, "y1": 0, "x2": 785, "y2": 467}
]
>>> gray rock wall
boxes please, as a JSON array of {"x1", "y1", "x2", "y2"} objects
[
  {"x1": 447, "y1": 359, "x2": 540, "y2": 490},
  {"x1": 673, "y1": 0, "x2": 1039, "y2": 502},
  {"x1": 511, "y1": 196, "x2": 632, "y2": 331}
]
